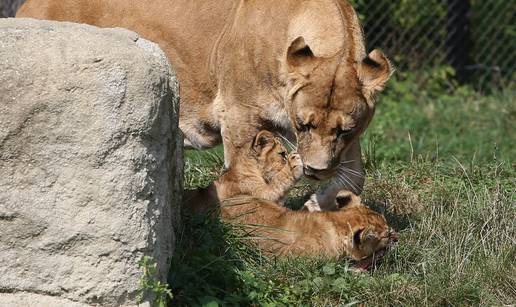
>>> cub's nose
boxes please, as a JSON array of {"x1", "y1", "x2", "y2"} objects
[{"x1": 389, "y1": 229, "x2": 398, "y2": 243}]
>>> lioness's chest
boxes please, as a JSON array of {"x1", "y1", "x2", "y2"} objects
[{"x1": 263, "y1": 103, "x2": 291, "y2": 131}]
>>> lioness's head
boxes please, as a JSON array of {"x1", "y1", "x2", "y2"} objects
[{"x1": 285, "y1": 36, "x2": 393, "y2": 178}]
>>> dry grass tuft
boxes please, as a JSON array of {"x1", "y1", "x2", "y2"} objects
[{"x1": 364, "y1": 171, "x2": 423, "y2": 215}]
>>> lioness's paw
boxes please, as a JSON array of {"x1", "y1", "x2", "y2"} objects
[
  {"x1": 302, "y1": 195, "x2": 322, "y2": 212},
  {"x1": 288, "y1": 153, "x2": 304, "y2": 180}
]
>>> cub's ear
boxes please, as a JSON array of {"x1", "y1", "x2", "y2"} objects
[
  {"x1": 358, "y1": 49, "x2": 394, "y2": 99},
  {"x1": 336, "y1": 191, "x2": 362, "y2": 209},
  {"x1": 252, "y1": 130, "x2": 276, "y2": 153},
  {"x1": 287, "y1": 36, "x2": 316, "y2": 72},
  {"x1": 353, "y1": 226, "x2": 377, "y2": 246}
]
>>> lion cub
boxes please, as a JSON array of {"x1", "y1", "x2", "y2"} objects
[{"x1": 184, "y1": 131, "x2": 397, "y2": 263}]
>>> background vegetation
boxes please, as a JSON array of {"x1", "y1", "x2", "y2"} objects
[
  {"x1": 169, "y1": 68, "x2": 515, "y2": 306},
  {"x1": 349, "y1": 0, "x2": 515, "y2": 88}
]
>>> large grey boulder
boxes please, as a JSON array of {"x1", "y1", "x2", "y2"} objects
[{"x1": 0, "y1": 18, "x2": 182, "y2": 306}]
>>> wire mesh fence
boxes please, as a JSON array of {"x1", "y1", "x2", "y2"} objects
[
  {"x1": 0, "y1": 0, "x2": 23, "y2": 19},
  {"x1": 350, "y1": 0, "x2": 515, "y2": 89},
  {"x1": 2, "y1": 0, "x2": 514, "y2": 89}
]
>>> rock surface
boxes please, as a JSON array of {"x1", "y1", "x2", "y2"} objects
[{"x1": 0, "y1": 18, "x2": 182, "y2": 306}]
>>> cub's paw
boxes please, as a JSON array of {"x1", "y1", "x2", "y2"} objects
[
  {"x1": 302, "y1": 194, "x2": 322, "y2": 212},
  {"x1": 288, "y1": 152, "x2": 304, "y2": 180}
]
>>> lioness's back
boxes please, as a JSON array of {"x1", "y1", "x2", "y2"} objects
[{"x1": 17, "y1": 0, "x2": 235, "y2": 101}]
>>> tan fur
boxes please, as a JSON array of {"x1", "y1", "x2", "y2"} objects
[
  {"x1": 183, "y1": 131, "x2": 303, "y2": 211},
  {"x1": 184, "y1": 131, "x2": 397, "y2": 260},
  {"x1": 18, "y1": 0, "x2": 393, "y2": 209}
]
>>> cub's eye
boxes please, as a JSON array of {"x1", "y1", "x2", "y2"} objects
[
  {"x1": 278, "y1": 151, "x2": 287, "y2": 159},
  {"x1": 337, "y1": 127, "x2": 353, "y2": 138}
]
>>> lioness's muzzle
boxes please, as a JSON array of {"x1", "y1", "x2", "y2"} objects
[{"x1": 303, "y1": 165, "x2": 338, "y2": 181}]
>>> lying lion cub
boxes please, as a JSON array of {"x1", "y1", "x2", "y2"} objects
[{"x1": 184, "y1": 131, "x2": 397, "y2": 264}]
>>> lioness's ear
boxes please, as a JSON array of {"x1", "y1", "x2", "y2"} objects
[
  {"x1": 252, "y1": 130, "x2": 276, "y2": 153},
  {"x1": 287, "y1": 36, "x2": 316, "y2": 71},
  {"x1": 358, "y1": 49, "x2": 394, "y2": 99}
]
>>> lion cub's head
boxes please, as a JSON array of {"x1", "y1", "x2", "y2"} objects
[
  {"x1": 217, "y1": 130, "x2": 303, "y2": 202},
  {"x1": 250, "y1": 131, "x2": 289, "y2": 181},
  {"x1": 334, "y1": 191, "x2": 398, "y2": 265},
  {"x1": 244, "y1": 130, "x2": 303, "y2": 183}
]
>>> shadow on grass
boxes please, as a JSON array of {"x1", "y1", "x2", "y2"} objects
[
  {"x1": 168, "y1": 211, "x2": 252, "y2": 306},
  {"x1": 365, "y1": 200, "x2": 412, "y2": 232},
  {"x1": 283, "y1": 194, "x2": 310, "y2": 210}
]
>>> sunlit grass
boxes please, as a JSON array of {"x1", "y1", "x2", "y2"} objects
[{"x1": 170, "y1": 87, "x2": 515, "y2": 306}]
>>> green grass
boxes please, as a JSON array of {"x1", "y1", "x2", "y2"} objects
[{"x1": 169, "y1": 78, "x2": 515, "y2": 306}]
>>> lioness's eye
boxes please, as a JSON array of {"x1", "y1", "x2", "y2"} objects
[
  {"x1": 297, "y1": 120, "x2": 316, "y2": 132},
  {"x1": 279, "y1": 151, "x2": 287, "y2": 159},
  {"x1": 295, "y1": 114, "x2": 317, "y2": 132}
]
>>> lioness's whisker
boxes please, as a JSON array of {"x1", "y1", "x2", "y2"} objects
[
  {"x1": 345, "y1": 172, "x2": 361, "y2": 192},
  {"x1": 338, "y1": 167, "x2": 365, "y2": 178},
  {"x1": 339, "y1": 160, "x2": 356, "y2": 164},
  {"x1": 335, "y1": 172, "x2": 346, "y2": 189},
  {"x1": 278, "y1": 135, "x2": 297, "y2": 151},
  {"x1": 335, "y1": 172, "x2": 349, "y2": 191},
  {"x1": 337, "y1": 173, "x2": 355, "y2": 193},
  {"x1": 338, "y1": 172, "x2": 360, "y2": 193}
]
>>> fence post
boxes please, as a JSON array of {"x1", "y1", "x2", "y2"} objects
[{"x1": 446, "y1": 0, "x2": 471, "y2": 83}]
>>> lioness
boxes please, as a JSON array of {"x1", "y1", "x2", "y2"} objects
[
  {"x1": 17, "y1": 0, "x2": 393, "y2": 209},
  {"x1": 184, "y1": 131, "x2": 397, "y2": 265}
]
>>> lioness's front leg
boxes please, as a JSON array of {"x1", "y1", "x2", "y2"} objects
[
  {"x1": 304, "y1": 140, "x2": 365, "y2": 211},
  {"x1": 220, "y1": 110, "x2": 260, "y2": 169}
]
